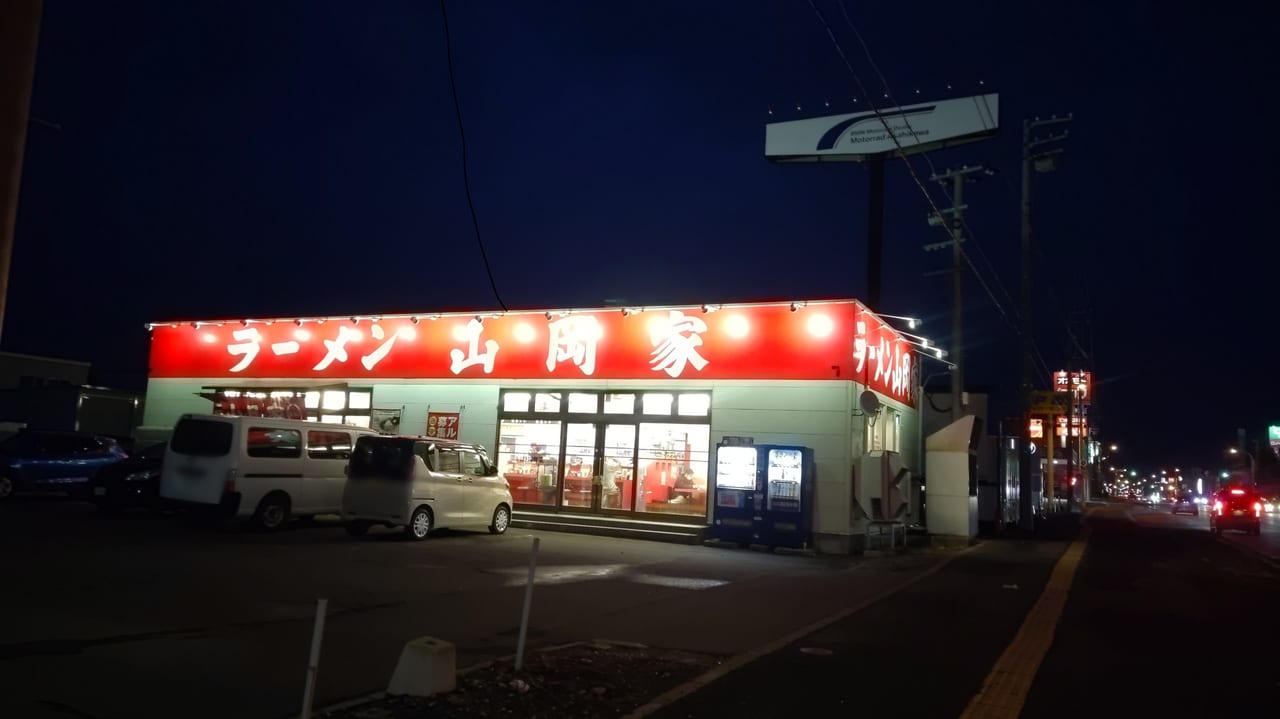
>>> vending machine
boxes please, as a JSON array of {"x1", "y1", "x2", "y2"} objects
[
  {"x1": 761, "y1": 446, "x2": 815, "y2": 549},
  {"x1": 710, "y1": 443, "x2": 815, "y2": 549},
  {"x1": 710, "y1": 443, "x2": 761, "y2": 544}
]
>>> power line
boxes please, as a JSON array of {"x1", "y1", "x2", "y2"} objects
[
  {"x1": 812, "y1": 0, "x2": 1057, "y2": 378},
  {"x1": 438, "y1": 0, "x2": 508, "y2": 311},
  {"x1": 835, "y1": 0, "x2": 1019, "y2": 319}
]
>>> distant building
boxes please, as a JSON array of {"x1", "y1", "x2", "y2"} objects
[{"x1": 0, "y1": 351, "x2": 143, "y2": 445}]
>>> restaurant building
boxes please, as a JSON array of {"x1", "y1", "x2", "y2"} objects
[{"x1": 143, "y1": 299, "x2": 920, "y2": 553}]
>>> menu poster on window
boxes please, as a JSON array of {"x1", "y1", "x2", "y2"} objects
[
  {"x1": 370, "y1": 408, "x2": 402, "y2": 435},
  {"x1": 426, "y1": 411, "x2": 460, "y2": 440}
]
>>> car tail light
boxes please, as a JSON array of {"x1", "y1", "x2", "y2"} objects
[
  {"x1": 1255, "y1": 502, "x2": 1263, "y2": 517},
  {"x1": 224, "y1": 468, "x2": 238, "y2": 494},
  {"x1": 1214, "y1": 500, "x2": 1224, "y2": 515},
  {"x1": 1230, "y1": 489, "x2": 1245, "y2": 495}
]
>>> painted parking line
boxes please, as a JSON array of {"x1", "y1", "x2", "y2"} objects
[{"x1": 957, "y1": 527, "x2": 1090, "y2": 719}]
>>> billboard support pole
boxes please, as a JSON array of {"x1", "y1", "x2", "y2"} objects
[
  {"x1": 0, "y1": 1, "x2": 43, "y2": 344},
  {"x1": 866, "y1": 156, "x2": 884, "y2": 310}
]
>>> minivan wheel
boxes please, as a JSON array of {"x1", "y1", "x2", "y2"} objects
[
  {"x1": 345, "y1": 521, "x2": 372, "y2": 537},
  {"x1": 489, "y1": 505, "x2": 511, "y2": 535},
  {"x1": 0, "y1": 475, "x2": 13, "y2": 501},
  {"x1": 253, "y1": 494, "x2": 291, "y2": 531},
  {"x1": 405, "y1": 506, "x2": 432, "y2": 540}
]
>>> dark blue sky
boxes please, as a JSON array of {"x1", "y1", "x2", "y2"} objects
[{"x1": 10, "y1": 1, "x2": 1280, "y2": 469}]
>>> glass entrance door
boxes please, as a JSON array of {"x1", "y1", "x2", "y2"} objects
[
  {"x1": 561, "y1": 423, "x2": 597, "y2": 509},
  {"x1": 560, "y1": 423, "x2": 638, "y2": 513}
]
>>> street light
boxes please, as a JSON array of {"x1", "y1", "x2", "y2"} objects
[
  {"x1": 1109, "y1": 444, "x2": 1118, "y2": 452},
  {"x1": 1227, "y1": 447, "x2": 1256, "y2": 484}
]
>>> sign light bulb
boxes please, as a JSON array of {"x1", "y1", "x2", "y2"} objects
[
  {"x1": 807, "y1": 313, "x2": 834, "y2": 338},
  {"x1": 724, "y1": 314, "x2": 750, "y2": 339},
  {"x1": 514, "y1": 322, "x2": 536, "y2": 343}
]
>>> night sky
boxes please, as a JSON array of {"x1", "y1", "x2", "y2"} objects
[{"x1": 9, "y1": 1, "x2": 1280, "y2": 470}]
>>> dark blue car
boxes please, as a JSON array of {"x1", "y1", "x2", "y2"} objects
[{"x1": 0, "y1": 430, "x2": 129, "y2": 500}]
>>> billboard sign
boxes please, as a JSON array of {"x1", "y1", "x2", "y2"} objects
[
  {"x1": 1270, "y1": 425, "x2": 1280, "y2": 453},
  {"x1": 765, "y1": 93, "x2": 999, "y2": 162}
]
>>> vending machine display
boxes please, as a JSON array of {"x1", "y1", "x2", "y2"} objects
[{"x1": 766, "y1": 448, "x2": 803, "y2": 511}]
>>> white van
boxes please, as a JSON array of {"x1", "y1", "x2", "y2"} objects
[
  {"x1": 160, "y1": 414, "x2": 377, "y2": 530},
  {"x1": 342, "y1": 435, "x2": 513, "y2": 540}
]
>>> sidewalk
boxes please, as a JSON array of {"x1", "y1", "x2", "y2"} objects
[{"x1": 642, "y1": 524, "x2": 1076, "y2": 718}]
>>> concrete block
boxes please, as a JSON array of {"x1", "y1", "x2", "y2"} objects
[{"x1": 387, "y1": 636, "x2": 456, "y2": 697}]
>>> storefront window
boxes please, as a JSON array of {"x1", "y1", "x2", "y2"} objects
[
  {"x1": 321, "y1": 414, "x2": 343, "y2": 424},
  {"x1": 348, "y1": 391, "x2": 372, "y2": 410},
  {"x1": 534, "y1": 393, "x2": 562, "y2": 412},
  {"x1": 603, "y1": 393, "x2": 635, "y2": 414},
  {"x1": 496, "y1": 419, "x2": 562, "y2": 506},
  {"x1": 503, "y1": 392, "x2": 531, "y2": 413},
  {"x1": 346, "y1": 416, "x2": 371, "y2": 428},
  {"x1": 322, "y1": 390, "x2": 346, "y2": 412},
  {"x1": 677, "y1": 393, "x2": 711, "y2": 417},
  {"x1": 642, "y1": 393, "x2": 673, "y2": 415},
  {"x1": 305, "y1": 391, "x2": 321, "y2": 410},
  {"x1": 567, "y1": 393, "x2": 598, "y2": 413},
  {"x1": 635, "y1": 423, "x2": 710, "y2": 516}
]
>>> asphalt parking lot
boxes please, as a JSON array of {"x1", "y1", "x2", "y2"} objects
[{"x1": 0, "y1": 498, "x2": 947, "y2": 719}]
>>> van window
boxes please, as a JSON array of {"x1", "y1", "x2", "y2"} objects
[
  {"x1": 459, "y1": 448, "x2": 485, "y2": 476},
  {"x1": 436, "y1": 446, "x2": 461, "y2": 473},
  {"x1": 247, "y1": 427, "x2": 302, "y2": 459},
  {"x1": 413, "y1": 442, "x2": 434, "y2": 470},
  {"x1": 350, "y1": 437, "x2": 412, "y2": 480},
  {"x1": 171, "y1": 419, "x2": 233, "y2": 457},
  {"x1": 307, "y1": 430, "x2": 353, "y2": 460}
]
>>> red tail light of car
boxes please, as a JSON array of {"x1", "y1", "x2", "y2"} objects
[
  {"x1": 1255, "y1": 502, "x2": 1263, "y2": 517},
  {"x1": 1214, "y1": 500, "x2": 1224, "y2": 515}
]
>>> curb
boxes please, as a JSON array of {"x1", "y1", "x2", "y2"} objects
[{"x1": 621, "y1": 544, "x2": 979, "y2": 718}]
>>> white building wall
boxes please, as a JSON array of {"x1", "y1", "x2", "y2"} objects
[
  {"x1": 140, "y1": 376, "x2": 926, "y2": 554},
  {"x1": 142, "y1": 380, "x2": 214, "y2": 429}
]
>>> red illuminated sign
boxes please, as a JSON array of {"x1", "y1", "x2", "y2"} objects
[
  {"x1": 148, "y1": 301, "x2": 915, "y2": 406},
  {"x1": 1053, "y1": 370, "x2": 1091, "y2": 404}
]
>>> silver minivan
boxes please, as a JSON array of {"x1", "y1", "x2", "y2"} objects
[{"x1": 341, "y1": 435, "x2": 513, "y2": 540}]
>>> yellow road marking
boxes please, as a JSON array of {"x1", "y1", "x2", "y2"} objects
[{"x1": 958, "y1": 527, "x2": 1091, "y2": 719}]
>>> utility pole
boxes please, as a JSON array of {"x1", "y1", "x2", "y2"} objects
[
  {"x1": 926, "y1": 165, "x2": 989, "y2": 422},
  {"x1": 1017, "y1": 114, "x2": 1071, "y2": 529}
]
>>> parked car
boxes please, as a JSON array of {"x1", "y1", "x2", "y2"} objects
[
  {"x1": 1210, "y1": 487, "x2": 1263, "y2": 535},
  {"x1": 89, "y1": 442, "x2": 168, "y2": 512},
  {"x1": 342, "y1": 435, "x2": 512, "y2": 540},
  {"x1": 0, "y1": 430, "x2": 129, "y2": 500},
  {"x1": 1171, "y1": 495, "x2": 1199, "y2": 516},
  {"x1": 159, "y1": 414, "x2": 378, "y2": 530}
]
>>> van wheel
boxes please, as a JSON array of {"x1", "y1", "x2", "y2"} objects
[
  {"x1": 345, "y1": 521, "x2": 372, "y2": 537},
  {"x1": 405, "y1": 506, "x2": 433, "y2": 541},
  {"x1": 253, "y1": 493, "x2": 291, "y2": 531},
  {"x1": 489, "y1": 504, "x2": 511, "y2": 535}
]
